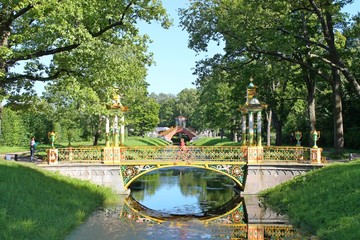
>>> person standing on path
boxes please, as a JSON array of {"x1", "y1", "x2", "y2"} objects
[{"x1": 30, "y1": 137, "x2": 36, "y2": 162}]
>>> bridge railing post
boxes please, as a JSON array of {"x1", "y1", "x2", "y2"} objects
[
  {"x1": 103, "y1": 147, "x2": 123, "y2": 164},
  {"x1": 103, "y1": 147, "x2": 114, "y2": 164},
  {"x1": 247, "y1": 146, "x2": 263, "y2": 163},
  {"x1": 47, "y1": 148, "x2": 58, "y2": 165},
  {"x1": 310, "y1": 147, "x2": 323, "y2": 164}
]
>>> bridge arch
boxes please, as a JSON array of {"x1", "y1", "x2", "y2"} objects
[{"x1": 121, "y1": 163, "x2": 247, "y2": 191}]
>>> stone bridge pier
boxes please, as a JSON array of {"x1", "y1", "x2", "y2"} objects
[
  {"x1": 243, "y1": 163, "x2": 324, "y2": 194},
  {"x1": 41, "y1": 165, "x2": 130, "y2": 195}
]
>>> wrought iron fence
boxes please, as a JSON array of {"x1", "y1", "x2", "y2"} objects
[
  {"x1": 121, "y1": 146, "x2": 247, "y2": 162},
  {"x1": 57, "y1": 147, "x2": 103, "y2": 163},
  {"x1": 55, "y1": 146, "x2": 313, "y2": 164},
  {"x1": 263, "y1": 146, "x2": 311, "y2": 163}
]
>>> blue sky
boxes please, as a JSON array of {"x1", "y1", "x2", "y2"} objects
[
  {"x1": 141, "y1": 1, "x2": 360, "y2": 95},
  {"x1": 139, "y1": 1, "x2": 223, "y2": 95}
]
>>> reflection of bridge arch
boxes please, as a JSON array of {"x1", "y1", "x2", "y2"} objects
[
  {"x1": 122, "y1": 194, "x2": 246, "y2": 224},
  {"x1": 121, "y1": 195, "x2": 303, "y2": 239}
]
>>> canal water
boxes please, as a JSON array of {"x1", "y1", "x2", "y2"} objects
[{"x1": 66, "y1": 167, "x2": 308, "y2": 240}]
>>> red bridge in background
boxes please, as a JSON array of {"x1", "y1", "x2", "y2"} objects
[{"x1": 159, "y1": 126, "x2": 197, "y2": 142}]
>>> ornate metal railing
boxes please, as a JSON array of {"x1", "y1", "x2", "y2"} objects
[
  {"x1": 57, "y1": 147, "x2": 103, "y2": 163},
  {"x1": 121, "y1": 146, "x2": 247, "y2": 162},
  {"x1": 55, "y1": 146, "x2": 315, "y2": 164},
  {"x1": 263, "y1": 146, "x2": 312, "y2": 163}
]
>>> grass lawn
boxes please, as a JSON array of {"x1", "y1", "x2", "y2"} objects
[
  {"x1": 260, "y1": 159, "x2": 360, "y2": 239},
  {"x1": 0, "y1": 160, "x2": 118, "y2": 240},
  {"x1": 190, "y1": 137, "x2": 241, "y2": 146}
]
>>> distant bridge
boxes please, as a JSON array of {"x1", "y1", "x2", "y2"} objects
[{"x1": 159, "y1": 126, "x2": 197, "y2": 141}]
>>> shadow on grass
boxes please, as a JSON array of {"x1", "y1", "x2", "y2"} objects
[{"x1": 0, "y1": 161, "x2": 108, "y2": 240}]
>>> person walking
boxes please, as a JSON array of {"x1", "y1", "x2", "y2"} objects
[
  {"x1": 178, "y1": 138, "x2": 190, "y2": 163},
  {"x1": 180, "y1": 138, "x2": 186, "y2": 151},
  {"x1": 30, "y1": 137, "x2": 36, "y2": 162}
]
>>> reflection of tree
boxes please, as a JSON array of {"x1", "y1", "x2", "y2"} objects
[
  {"x1": 130, "y1": 172, "x2": 161, "y2": 201},
  {"x1": 179, "y1": 168, "x2": 236, "y2": 211},
  {"x1": 130, "y1": 168, "x2": 237, "y2": 213}
]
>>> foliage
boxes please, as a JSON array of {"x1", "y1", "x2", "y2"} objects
[
  {"x1": 260, "y1": 160, "x2": 360, "y2": 239},
  {"x1": 0, "y1": 0, "x2": 171, "y2": 146},
  {"x1": 1, "y1": 0, "x2": 170, "y2": 95},
  {"x1": 179, "y1": 0, "x2": 360, "y2": 149},
  {"x1": 173, "y1": 88, "x2": 199, "y2": 127},
  {"x1": 0, "y1": 107, "x2": 27, "y2": 146},
  {"x1": 127, "y1": 95, "x2": 160, "y2": 136},
  {"x1": 150, "y1": 88, "x2": 200, "y2": 129},
  {"x1": 150, "y1": 93, "x2": 177, "y2": 127},
  {"x1": 0, "y1": 160, "x2": 117, "y2": 240}
]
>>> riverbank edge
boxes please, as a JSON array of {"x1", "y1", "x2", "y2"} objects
[
  {"x1": 0, "y1": 160, "x2": 119, "y2": 240},
  {"x1": 259, "y1": 159, "x2": 360, "y2": 239}
]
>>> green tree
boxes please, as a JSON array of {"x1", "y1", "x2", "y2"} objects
[
  {"x1": 0, "y1": 0, "x2": 170, "y2": 127},
  {"x1": 180, "y1": 0, "x2": 359, "y2": 150},
  {"x1": 127, "y1": 94, "x2": 160, "y2": 137},
  {"x1": 150, "y1": 93, "x2": 177, "y2": 127},
  {"x1": 0, "y1": 107, "x2": 27, "y2": 146},
  {"x1": 21, "y1": 98, "x2": 54, "y2": 144},
  {"x1": 174, "y1": 88, "x2": 199, "y2": 128}
]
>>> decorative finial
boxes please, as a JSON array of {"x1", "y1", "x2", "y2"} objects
[{"x1": 248, "y1": 77, "x2": 254, "y2": 88}]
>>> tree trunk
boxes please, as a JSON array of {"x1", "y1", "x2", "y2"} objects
[
  {"x1": 305, "y1": 74, "x2": 316, "y2": 131},
  {"x1": 271, "y1": 112, "x2": 282, "y2": 146},
  {"x1": 266, "y1": 109, "x2": 272, "y2": 146},
  {"x1": 303, "y1": 68, "x2": 317, "y2": 146},
  {"x1": 93, "y1": 130, "x2": 100, "y2": 146},
  {"x1": 332, "y1": 68, "x2": 344, "y2": 151}
]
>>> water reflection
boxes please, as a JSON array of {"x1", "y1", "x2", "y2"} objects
[
  {"x1": 130, "y1": 167, "x2": 238, "y2": 216},
  {"x1": 66, "y1": 168, "x2": 308, "y2": 240},
  {"x1": 123, "y1": 194, "x2": 245, "y2": 224}
]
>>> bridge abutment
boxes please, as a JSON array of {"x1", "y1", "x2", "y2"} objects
[
  {"x1": 41, "y1": 165, "x2": 130, "y2": 195},
  {"x1": 243, "y1": 164, "x2": 324, "y2": 194}
]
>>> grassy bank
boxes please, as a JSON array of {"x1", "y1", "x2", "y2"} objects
[
  {"x1": 0, "y1": 161, "x2": 118, "y2": 240},
  {"x1": 260, "y1": 159, "x2": 360, "y2": 239},
  {"x1": 190, "y1": 137, "x2": 241, "y2": 146}
]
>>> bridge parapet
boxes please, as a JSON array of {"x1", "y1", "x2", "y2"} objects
[
  {"x1": 118, "y1": 146, "x2": 247, "y2": 163},
  {"x1": 49, "y1": 146, "x2": 323, "y2": 165}
]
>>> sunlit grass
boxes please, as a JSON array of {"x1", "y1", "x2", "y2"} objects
[
  {"x1": 0, "y1": 160, "x2": 117, "y2": 240},
  {"x1": 190, "y1": 137, "x2": 241, "y2": 146},
  {"x1": 260, "y1": 160, "x2": 360, "y2": 239},
  {"x1": 0, "y1": 146, "x2": 29, "y2": 154},
  {"x1": 123, "y1": 136, "x2": 170, "y2": 146}
]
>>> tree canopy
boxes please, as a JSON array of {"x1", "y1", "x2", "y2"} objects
[
  {"x1": 0, "y1": 0, "x2": 170, "y2": 100},
  {"x1": 180, "y1": 0, "x2": 360, "y2": 149}
]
